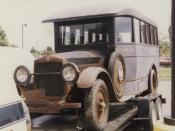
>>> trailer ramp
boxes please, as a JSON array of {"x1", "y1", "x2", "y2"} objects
[{"x1": 105, "y1": 103, "x2": 138, "y2": 131}]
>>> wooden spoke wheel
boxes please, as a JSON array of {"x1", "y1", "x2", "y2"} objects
[
  {"x1": 113, "y1": 58, "x2": 125, "y2": 100},
  {"x1": 84, "y1": 79, "x2": 109, "y2": 131}
]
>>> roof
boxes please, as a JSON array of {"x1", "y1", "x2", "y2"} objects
[{"x1": 43, "y1": 5, "x2": 157, "y2": 26}]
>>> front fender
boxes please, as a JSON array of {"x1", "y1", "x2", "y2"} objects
[
  {"x1": 77, "y1": 67, "x2": 117, "y2": 102},
  {"x1": 77, "y1": 67, "x2": 110, "y2": 88}
]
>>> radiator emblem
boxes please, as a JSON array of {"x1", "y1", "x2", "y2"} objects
[{"x1": 46, "y1": 56, "x2": 50, "y2": 61}]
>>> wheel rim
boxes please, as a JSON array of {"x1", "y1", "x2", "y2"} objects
[
  {"x1": 118, "y1": 61, "x2": 124, "y2": 83},
  {"x1": 113, "y1": 59, "x2": 124, "y2": 95},
  {"x1": 96, "y1": 88, "x2": 107, "y2": 122}
]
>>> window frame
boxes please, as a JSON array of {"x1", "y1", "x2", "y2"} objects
[
  {"x1": 54, "y1": 17, "x2": 115, "y2": 53},
  {"x1": 133, "y1": 17, "x2": 159, "y2": 46}
]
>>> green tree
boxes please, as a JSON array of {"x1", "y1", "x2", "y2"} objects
[
  {"x1": 160, "y1": 38, "x2": 170, "y2": 57},
  {"x1": 0, "y1": 26, "x2": 9, "y2": 46}
]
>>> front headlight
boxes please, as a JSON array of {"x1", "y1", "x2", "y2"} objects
[
  {"x1": 62, "y1": 63, "x2": 79, "y2": 83},
  {"x1": 14, "y1": 66, "x2": 31, "y2": 86}
]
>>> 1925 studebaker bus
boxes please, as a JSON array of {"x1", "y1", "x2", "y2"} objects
[{"x1": 14, "y1": 6, "x2": 159, "y2": 130}]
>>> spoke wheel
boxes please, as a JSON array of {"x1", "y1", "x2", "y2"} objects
[
  {"x1": 84, "y1": 79, "x2": 109, "y2": 131},
  {"x1": 113, "y1": 58, "x2": 125, "y2": 99},
  {"x1": 96, "y1": 88, "x2": 107, "y2": 122}
]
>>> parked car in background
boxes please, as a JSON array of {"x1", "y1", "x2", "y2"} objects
[
  {"x1": 0, "y1": 47, "x2": 34, "y2": 96},
  {"x1": 0, "y1": 51, "x2": 31, "y2": 131},
  {"x1": 160, "y1": 57, "x2": 171, "y2": 66}
]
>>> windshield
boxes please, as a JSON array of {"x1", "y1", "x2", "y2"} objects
[{"x1": 58, "y1": 22, "x2": 111, "y2": 46}]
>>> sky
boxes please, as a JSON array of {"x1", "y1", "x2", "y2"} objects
[{"x1": 0, "y1": 0, "x2": 171, "y2": 50}]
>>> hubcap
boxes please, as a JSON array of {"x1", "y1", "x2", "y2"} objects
[
  {"x1": 118, "y1": 66, "x2": 124, "y2": 82},
  {"x1": 96, "y1": 88, "x2": 107, "y2": 122},
  {"x1": 116, "y1": 59, "x2": 124, "y2": 83}
]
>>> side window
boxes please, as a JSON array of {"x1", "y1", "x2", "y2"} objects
[
  {"x1": 59, "y1": 25, "x2": 83, "y2": 45},
  {"x1": 145, "y1": 24, "x2": 150, "y2": 44},
  {"x1": 140, "y1": 21, "x2": 147, "y2": 43},
  {"x1": 150, "y1": 26, "x2": 155, "y2": 45},
  {"x1": 65, "y1": 26, "x2": 71, "y2": 45},
  {"x1": 115, "y1": 17, "x2": 132, "y2": 43},
  {"x1": 134, "y1": 19, "x2": 140, "y2": 43},
  {"x1": 154, "y1": 28, "x2": 158, "y2": 45},
  {"x1": 84, "y1": 23, "x2": 108, "y2": 44}
]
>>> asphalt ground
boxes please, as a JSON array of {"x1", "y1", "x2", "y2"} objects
[{"x1": 32, "y1": 80, "x2": 171, "y2": 131}]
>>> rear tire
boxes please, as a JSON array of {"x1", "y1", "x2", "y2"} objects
[
  {"x1": 110, "y1": 57, "x2": 125, "y2": 100},
  {"x1": 155, "y1": 98, "x2": 163, "y2": 120},
  {"x1": 149, "y1": 101, "x2": 158, "y2": 130},
  {"x1": 148, "y1": 69, "x2": 158, "y2": 95},
  {"x1": 84, "y1": 79, "x2": 109, "y2": 131}
]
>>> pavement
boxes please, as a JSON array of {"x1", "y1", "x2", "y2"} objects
[
  {"x1": 158, "y1": 80, "x2": 171, "y2": 116},
  {"x1": 32, "y1": 80, "x2": 171, "y2": 131}
]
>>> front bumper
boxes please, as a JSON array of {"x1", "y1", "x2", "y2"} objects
[{"x1": 25, "y1": 99, "x2": 81, "y2": 114}]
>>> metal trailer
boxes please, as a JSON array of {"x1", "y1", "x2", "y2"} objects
[{"x1": 77, "y1": 94, "x2": 165, "y2": 131}]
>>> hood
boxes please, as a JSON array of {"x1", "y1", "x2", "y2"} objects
[{"x1": 35, "y1": 50, "x2": 105, "y2": 65}]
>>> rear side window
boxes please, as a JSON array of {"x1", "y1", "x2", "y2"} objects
[
  {"x1": 115, "y1": 17, "x2": 132, "y2": 43},
  {"x1": 140, "y1": 21, "x2": 147, "y2": 43},
  {"x1": 134, "y1": 19, "x2": 140, "y2": 43},
  {"x1": 145, "y1": 24, "x2": 150, "y2": 44},
  {"x1": 150, "y1": 26, "x2": 155, "y2": 45},
  {"x1": 84, "y1": 23, "x2": 109, "y2": 44},
  {"x1": 154, "y1": 28, "x2": 158, "y2": 45}
]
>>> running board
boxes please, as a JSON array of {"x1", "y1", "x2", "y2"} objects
[{"x1": 105, "y1": 105, "x2": 138, "y2": 131}]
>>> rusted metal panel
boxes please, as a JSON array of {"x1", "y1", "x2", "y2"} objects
[
  {"x1": 21, "y1": 50, "x2": 105, "y2": 114},
  {"x1": 77, "y1": 67, "x2": 110, "y2": 88},
  {"x1": 35, "y1": 54, "x2": 64, "y2": 64},
  {"x1": 26, "y1": 99, "x2": 81, "y2": 114},
  {"x1": 35, "y1": 51, "x2": 104, "y2": 64}
]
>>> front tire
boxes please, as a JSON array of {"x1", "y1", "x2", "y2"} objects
[{"x1": 84, "y1": 79, "x2": 109, "y2": 131}]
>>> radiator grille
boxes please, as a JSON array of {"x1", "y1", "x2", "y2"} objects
[{"x1": 34, "y1": 62, "x2": 64, "y2": 96}]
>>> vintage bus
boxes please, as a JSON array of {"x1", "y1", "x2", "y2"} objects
[{"x1": 14, "y1": 6, "x2": 159, "y2": 130}]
